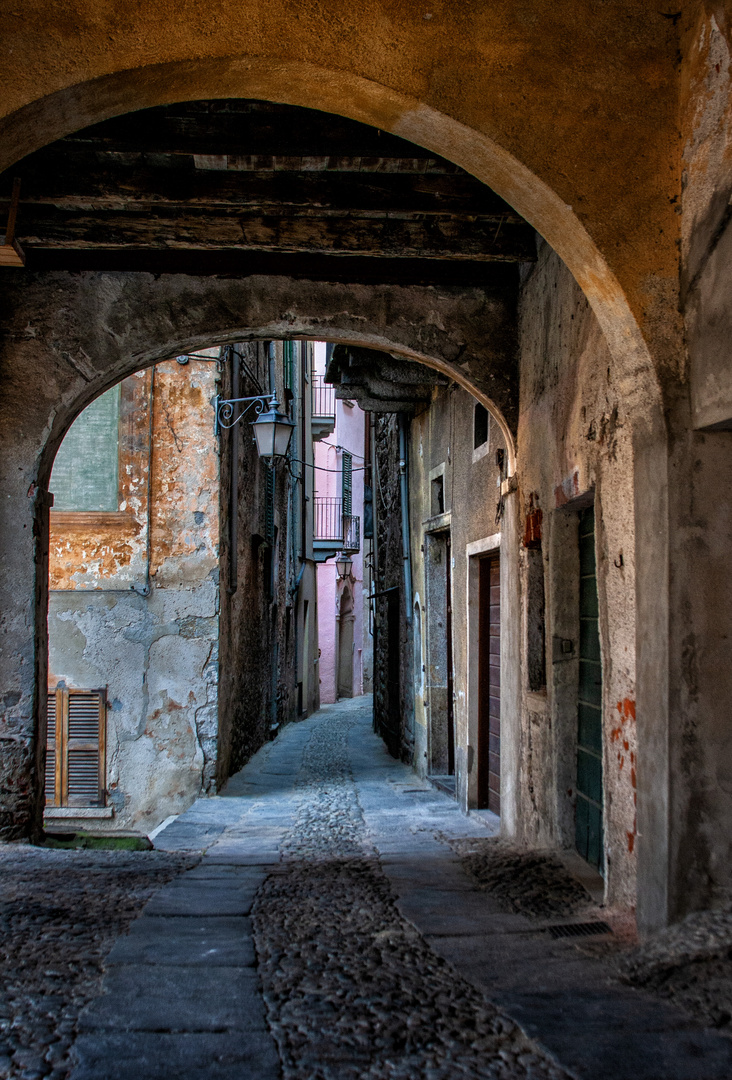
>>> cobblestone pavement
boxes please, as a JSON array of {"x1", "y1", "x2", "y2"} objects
[
  {"x1": 0, "y1": 848, "x2": 193, "y2": 1080},
  {"x1": 618, "y1": 907, "x2": 732, "y2": 1035},
  {"x1": 441, "y1": 837, "x2": 593, "y2": 921},
  {"x1": 251, "y1": 709, "x2": 567, "y2": 1080},
  {"x1": 7, "y1": 696, "x2": 732, "y2": 1080}
]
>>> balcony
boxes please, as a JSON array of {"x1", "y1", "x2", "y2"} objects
[
  {"x1": 311, "y1": 375, "x2": 336, "y2": 440},
  {"x1": 313, "y1": 497, "x2": 361, "y2": 562}
]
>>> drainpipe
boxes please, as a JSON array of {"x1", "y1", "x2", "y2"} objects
[
  {"x1": 228, "y1": 347, "x2": 240, "y2": 594},
  {"x1": 131, "y1": 366, "x2": 155, "y2": 597},
  {"x1": 398, "y1": 413, "x2": 413, "y2": 624}
]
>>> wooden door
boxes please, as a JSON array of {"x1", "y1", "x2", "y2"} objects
[
  {"x1": 576, "y1": 507, "x2": 604, "y2": 870},
  {"x1": 478, "y1": 553, "x2": 501, "y2": 813},
  {"x1": 445, "y1": 533, "x2": 455, "y2": 776}
]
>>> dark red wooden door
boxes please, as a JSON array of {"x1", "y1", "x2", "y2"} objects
[{"x1": 478, "y1": 553, "x2": 501, "y2": 813}]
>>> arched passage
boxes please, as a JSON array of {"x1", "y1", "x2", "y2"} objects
[
  {"x1": 0, "y1": 271, "x2": 517, "y2": 835},
  {"x1": 0, "y1": 67, "x2": 671, "y2": 932}
]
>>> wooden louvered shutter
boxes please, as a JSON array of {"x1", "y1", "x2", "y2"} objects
[
  {"x1": 45, "y1": 690, "x2": 62, "y2": 807},
  {"x1": 65, "y1": 690, "x2": 106, "y2": 807},
  {"x1": 342, "y1": 452, "x2": 352, "y2": 517}
]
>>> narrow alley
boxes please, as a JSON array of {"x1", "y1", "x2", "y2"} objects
[
  {"x1": 4, "y1": 698, "x2": 732, "y2": 1080},
  {"x1": 7, "y1": 8, "x2": 732, "y2": 1079}
]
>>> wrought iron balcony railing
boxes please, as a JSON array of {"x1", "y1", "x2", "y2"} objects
[
  {"x1": 314, "y1": 497, "x2": 360, "y2": 553},
  {"x1": 342, "y1": 513, "x2": 360, "y2": 554},
  {"x1": 311, "y1": 374, "x2": 336, "y2": 419}
]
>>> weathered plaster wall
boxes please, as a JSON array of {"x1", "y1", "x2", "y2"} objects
[
  {"x1": 683, "y1": 7, "x2": 732, "y2": 426},
  {"x1": 407, "y1": 386, "x2": 506, "y2": 800},
  {"x1": 661, "y1": 4, "x2": 732, "y2": 920},
  {"x1": 217, "y1": 340, "x2": 302, "y2": 783},
  {"x1": 47, "y1": 360, "x2": 220, "y2": 833},
  {"x1": 372, "y1": 414, "x2": 411, "y2": 760},
  {"x1": 517, "y1": 242, "x2": 637, "y2": 909}
]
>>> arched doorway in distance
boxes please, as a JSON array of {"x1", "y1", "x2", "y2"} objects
[{"x1": 338, "y1": 587, "x2": 354, "y2": 700}]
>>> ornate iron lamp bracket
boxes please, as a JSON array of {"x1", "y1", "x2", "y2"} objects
[{"x1": 214, "y1": 393, "x2": 274, "y2": 436}]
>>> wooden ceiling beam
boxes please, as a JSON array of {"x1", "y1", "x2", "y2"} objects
[
  {"x1": 60, "y1": 100, "x2": 446, "y2": 162},
  {"x1": 10, "y1": 207, "x2": 536, "y2": 262},
  {"x1": 0, "y1": 160, "x2": 517, "y2": 214},
  {"x1": 20, "y1": 248, "x2": 522, "y2": 287}
]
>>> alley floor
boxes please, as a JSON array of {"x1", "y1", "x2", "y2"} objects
[{"x1": 4, "y1": 697, "x2": 732, "y2": 1079}]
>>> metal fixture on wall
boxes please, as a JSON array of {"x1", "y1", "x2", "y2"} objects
[
  {"x1": 336, "y1": 553, "x2": 353, "y2": 579},
  {"x1": 215, "y1": 392, "x2": 294, "y2": 461}
]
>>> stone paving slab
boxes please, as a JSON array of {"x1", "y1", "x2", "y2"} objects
[
  {"x1": 183, "y1": 863, "x2": 269, "y2": 881},
  {"x1": 396, "y1": 889, "x2": 531, "y2": 934},
  {"x1": 145, "y1": 881, "x2": 259, "y2": 916},
  {"x1": 71, "y1": 1032, "x2": 280, "y2": 1080},
  {"x1": 80, "y1": 965, "x2": 266, "y2": 1032},
  {"x1": 106, "y1": 916, "x2": 256, "y2": 966},
  {"x1": 501, "y1": 989, "x2": 732, "y2": 1080},
  {"x1": 203, "y1": 849, "x2": 282, "y2": 865}
]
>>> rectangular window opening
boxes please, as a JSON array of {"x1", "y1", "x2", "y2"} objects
[
  {"x1": 431, "y1": 475, "x2": 445, "y2": 517},
  {"x1": 474, "y1": 403, "x2": 489, "y2": 450},
  {"x1": 50, "y1": 384, "x2": 121, "y2": 512}
]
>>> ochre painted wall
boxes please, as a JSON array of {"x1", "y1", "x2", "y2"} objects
[{"x1": 0, "y1": 1, "x2": 680, "y2": 378}]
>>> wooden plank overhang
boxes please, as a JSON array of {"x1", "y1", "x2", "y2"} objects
[{"x1": 0, "y1": 100, "x2": 537, "y2": 280}]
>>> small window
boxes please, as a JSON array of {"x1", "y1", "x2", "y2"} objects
[
  {"x1": 431, "y1": 475, "x2": 444, "y2": 517},
  {"x1": 50, "y1": 384, "x2": 121, "y2": 511},
  {"x1": 474, "y1": 403, "x2": 489, "y2": 450},
  {"x1": 46, "y1": 688, "x2": 106, "y2": 808}
]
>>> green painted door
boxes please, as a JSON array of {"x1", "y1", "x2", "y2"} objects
[{"x1": 576, "y1": 506, "x2": 604, "y2": 871}]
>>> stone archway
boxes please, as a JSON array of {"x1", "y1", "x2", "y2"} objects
[
  {"x1": 0, "y1": 268, "x2": 518, "y2": 840},
  {"x1": 0, "y1": 53, "x2": 672, "y2": 929},
  {"x1": 0, "y1": 62, "x2": 662, "y2": 415}
]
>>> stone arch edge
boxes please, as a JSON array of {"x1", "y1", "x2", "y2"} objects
[{"x1": 0, "y1": 56, "x2": 661, "y2": 420}]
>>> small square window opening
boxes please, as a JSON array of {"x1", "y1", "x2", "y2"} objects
[{"x1": 474, "y1": 403, "x2": 489, "y2": 450}]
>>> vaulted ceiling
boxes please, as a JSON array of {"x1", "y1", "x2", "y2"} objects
[{"x1": 0, "y1": 100, "x2": 536, "y2": 285}]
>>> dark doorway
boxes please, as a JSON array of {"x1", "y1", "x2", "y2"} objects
[
  {"x1": 425, "y1": 530, "x2": 455, "y2": 792},
  {"x1": 576, "y1": 506, "x2": 604, "y2": 871},
  {"x1": 338, "y1": 587, "x2": 355, "y2": 699},
  {"x1": 445, "y1": 533, "x2": 455, "y2": 777},
  {"x1": 477, "y1": 553, "x2": 501, "y2": 813}
]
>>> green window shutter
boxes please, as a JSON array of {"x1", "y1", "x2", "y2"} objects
[
  {"x1": 575, "y1": 506, "x2": 604, "y2": 872},
  {"x1": 50, "y1": 384, "x2": 121, "y2": 511},
  {"x1": 342, "y1": 452, "x2": 352, "y2": 517},
  {"x1": 283, "y1": 340, "x2": 294, "y2": 393},
  {"x1": 265, "y1": 464, "x2": 276, "y2": 545}
]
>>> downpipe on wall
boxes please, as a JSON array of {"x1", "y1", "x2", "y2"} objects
[{"x1": 398, "y1": 414, "x2": 413, "y2": 624}]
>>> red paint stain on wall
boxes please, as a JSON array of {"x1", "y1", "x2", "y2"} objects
[
  {"x1": 615, "y1": 700, "x2": 638, "y2": 852},
  {"x1": 616, "y1": 698, "x2": 636, "y2": 721}
]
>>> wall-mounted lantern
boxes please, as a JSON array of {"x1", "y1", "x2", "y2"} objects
[
  {"x1": 215, "y1": 393, "x2": 294, "y2": 462},
  {"x1": 252, "y1": 398, "x2": 295, "y2": 460},
  {"x1": 336, "y1": 553, "x2": 353, "y2": 579}
]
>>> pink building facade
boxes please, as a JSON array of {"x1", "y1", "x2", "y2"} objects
[{"x1": 312, "y1": 342, "x2": 367, "y2": 704}]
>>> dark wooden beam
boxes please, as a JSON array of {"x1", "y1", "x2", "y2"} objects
[
  {"x1": 59, "y1": 99, "x2": 454, "y2": 164},
  {"x1": 20, "y1": 248, "x2": 522, "y2": 287},
  {"x1": 10, "y1": 206, "x2": 536, "y2": 261},
  {"x1": 0, "y1": 156, "x2": 522, "y2": 217}
]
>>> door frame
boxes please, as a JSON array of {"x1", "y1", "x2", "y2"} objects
[{"x1": 466, "y1": 533, "x2": 501, "y2": 810}]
